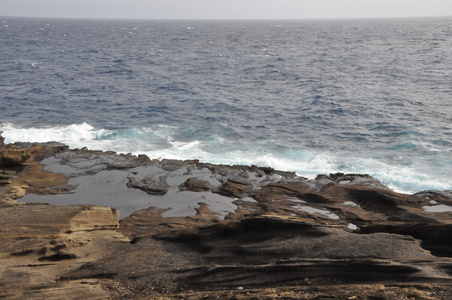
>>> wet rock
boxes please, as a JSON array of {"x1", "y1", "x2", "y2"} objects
[
  {"x1": 415, "y1": 190, "x2": 452, "y2": 203},
  {"x1": 47, "y1": 149, "x2": 151, "y2": 177},
  {"x1": 161, "y1": 159, "x2": 198, "y2": 171},
  {"x1": 218, "y1": 178, "x2": 253, "y2": 198},
  {"x1": 1, "y1": 143, "x2": 452, "y2": 299},
  {"x1": 179, "y1": 177, "x2": 212, "y2": 192},
  {"x1": 126, "y1": 175, "x2": 169, "y2": 195},
  {"x1": 317, "y1": 172, "x2": 390, "y2": 190}
]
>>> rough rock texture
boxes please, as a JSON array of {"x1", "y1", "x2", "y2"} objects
[
  {"x1": 179, "y1": 177, "x2": 212, "y2": 192},
  {"x1": 0, "y1": 149, "x2": 30, "y2": 167},
  {"x1": 0, "y1": 202, "x2": 127, "y2": 299},
  {"x1": 126, "y1": 175, "x2": 169, "y2": 195},
  {"x1": 218, "y1": 178, "x2": 253, "y2": 198},
  {"x1": 1, "y1": 141, "x2": 452, "y2": 299}
]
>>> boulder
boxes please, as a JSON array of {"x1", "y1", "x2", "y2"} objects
[
  {"x1": 126, "y1": 175, "x2": 169, "y2": 195},
  {"x1": 179, "y1": 177, "x2": 212, "y2": 192},
  {"x1": 218, "y1": 178, "x2": 253, "y2": 198}
]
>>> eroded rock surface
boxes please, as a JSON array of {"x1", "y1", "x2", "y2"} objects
[
  {"x1": 126, "y1": 175, "x2": 169, "y2": 195},
  {"x1": 1, "y1": 139, "x2": 452, "y2": 299},
  {"x1": 179, "y1": 177, "x2": 212, "y2": 192}
]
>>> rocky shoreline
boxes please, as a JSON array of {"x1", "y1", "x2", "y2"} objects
[{"x1": 1, "y1": 135, "x2": 452, "y2": 299}]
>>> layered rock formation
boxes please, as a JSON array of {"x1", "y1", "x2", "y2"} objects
[{"x1": 1, "y1": 137, "x2": 452, "y2": 299}]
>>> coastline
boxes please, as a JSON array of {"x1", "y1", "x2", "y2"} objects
[
  {"x1": 1, "y1": 136, "x2": 452, "y2": 299},
  {"x1": 2, "y1": 122, "x2": 450, "y2": 195}
]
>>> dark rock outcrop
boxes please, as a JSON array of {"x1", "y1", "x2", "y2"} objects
[
  {"x1": 1, "y1": 142, "x2": 452, "y2": 299},
  {"x1": 218, "y1": 178, "x2": 253, "y2": 198},
  {"x1": 126, "y1": 175, "x2": 169, "y2": 195},
  {"x1": 179, "y1": 177, "x2": 212, "y2": 192}
]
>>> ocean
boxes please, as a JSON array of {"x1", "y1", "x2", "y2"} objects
[{"x1": 1, "y1": 17, "x2": 451, "y2": 194}]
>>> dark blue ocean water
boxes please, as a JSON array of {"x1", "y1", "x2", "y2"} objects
[{"x1": 1, "y1": 17, "x2": 452, "y2": 193}]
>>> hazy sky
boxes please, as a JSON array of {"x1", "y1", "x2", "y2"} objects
[{"x1": 1, "y1": 0, "x2": 452, "y2": 20}]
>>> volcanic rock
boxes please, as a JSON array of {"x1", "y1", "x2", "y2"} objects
[
  {"x1": 218, "y1": 178, "x2": 253, "y2": 198},
  {"x1": 0, "y1": 149, "x2": 30, "y2": 167},
  {"x1": 126, "y1": 175, "x2": 169, "y2": 195},
  {"x1": 321, "y1": 172, "x2": 390, "y2": 189},
  {"x1": 0, "y1": 203, "x2": 127, "y2": 299},
  {"x1": 0, "y1": 170, "x2": 14, "y2": 185},
  {"x1": 1, "y1": 142, "x2": 452, "y2": 299},
  {"x1": 179, "y1": 177, "x2": 212, "y2": 192}
]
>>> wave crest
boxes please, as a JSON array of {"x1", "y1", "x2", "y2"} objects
[
  {"x1": 0, "y1": 122, "x2": 100, "y2": 144},
  {"x1": 1, "y1": 122, "x2": 450, "y2": 194}
]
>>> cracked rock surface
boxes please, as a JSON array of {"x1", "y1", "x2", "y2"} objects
[{"x1": 1, "y1": 139, "x2": 452, "y2": 299}]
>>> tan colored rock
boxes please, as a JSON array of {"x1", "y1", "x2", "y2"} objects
[
  {"x1": 0, "y1": 149, "x2": 30, "y2": 166},
  {"x1": 69, "y1": 206, "x2": 120, "y2": 232},
  {"x1": 0, "y1": 203, "x2": 128, "y2": 299},
  {"x1": 1, "y1": 144, "x2": 452, "y2": 299}
]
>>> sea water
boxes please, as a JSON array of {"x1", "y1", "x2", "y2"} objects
[{"x1": 1, "y1": 17, "x2": 452, "y2": 194}]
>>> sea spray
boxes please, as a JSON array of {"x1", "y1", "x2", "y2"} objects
[
  {"x1": 2, "y1": 18, "x2": 452, "y2": 195},
  {"x1": 1, "y1": 122, "x2": 450, "y2": 194}
]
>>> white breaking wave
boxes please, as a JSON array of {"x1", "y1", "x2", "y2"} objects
[
  {"x1": 1, "y1": 122, "x2": 103, "y2": 145},
  {"x1": 1, "y1": 122, "x2": 450, "y2": 194}
]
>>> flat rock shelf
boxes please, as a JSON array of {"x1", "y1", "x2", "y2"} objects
[{"x1": 1, "y1": 138, "x2": 452, "y2": 299}]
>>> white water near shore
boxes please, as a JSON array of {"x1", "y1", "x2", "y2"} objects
[
  {"x1": 2, "y1": 122, "x2": 450, "y2": 194},
  {"x1": 2, "y1": 19, "x2": 452, "y2": 195}
]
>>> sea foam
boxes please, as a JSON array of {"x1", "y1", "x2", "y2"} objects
[
  {"x1": 1, "y1": 122, "x2": 450, "y2": 195},
  {"x1": 1, "y1": 122, "x2": 101, "y2": 144}
]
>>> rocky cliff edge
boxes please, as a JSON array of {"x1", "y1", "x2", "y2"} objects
[{"x1": 1, "y1": 137, "x2": 452, "y2": 299}]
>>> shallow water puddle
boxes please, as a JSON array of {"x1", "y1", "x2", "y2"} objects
[
  {"x1": 19, "y1": 168, "x2": 236, "y2": 219},
  {"x1": 422, "y1": 204, "x2": 452, "y2": 213},
  {"x1": 347, "y1": 223, "x2": 358, "y2": 231},
  {"x1": 341, "y1": 201, "x2": 359, "y2": 207}
]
